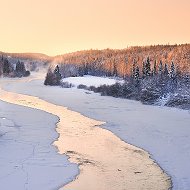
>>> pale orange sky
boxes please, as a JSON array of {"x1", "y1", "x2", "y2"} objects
[{"x1": 0, "y1": 0, "x2": 189, "y2": 56}]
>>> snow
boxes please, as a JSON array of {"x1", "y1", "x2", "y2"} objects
[
  {"x1": 157, "y1": 94, "x2": 171, "y2": 106},
  {"x1": 0, "y1": 100, "x2": 78, "y2": 190},
  {"x1": 1, "y1": 73, "x2": 190, "y2": 190},
  {"x1": 1, "y1": 77, "x2": 171, "y2": 190},
  {"x1": 61, "y1": 75, "x2": 122, "y2": 87}
]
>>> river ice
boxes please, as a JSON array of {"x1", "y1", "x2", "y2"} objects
[
  {"x1": 0, "y1": 100, "x2": 78, "y2": 190},
  {"x1": 2, "y1": 74, "x2": 190, "y2": 190}
]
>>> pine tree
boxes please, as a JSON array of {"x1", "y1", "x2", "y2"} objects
[
  {"x1": 44, "y1": 65, "x2": 62, "y2": 86},
  {"x1": 113, "y1": 61, "x2": 117, "y2": 76},
  {"x1": 184, "y1": 74, "x2": 189, "y2": 87},
  {"x1": 145, "y1": 57, "x2": 151, "y2": 77},
  {"x1": 134, "y1": 65, "x2": 140, "y2": 86},
  {"x1": 142, "y1": 61, "x2": 146, "y2": 78},
  {"x1": 132, "y1": 59, "x2": 136, "y2": 79},
  {"x1": 54, "y1": 65, "x2": 62, "y2": 82},
  {"x1": 0, "y1": 55, "x2": 3, "y2": 76},
  {"x1": 3, "y1": 58, "x2": 12, "y2": 75},
  {"x1": 44, "y1": 68, "x2": 54, "y2": 85},
  {"x1": 153, "y1": 60, "x2": 157, "y2": 76},
  {"x1": 54, "y1": 65, "x2": 60, "y2": 75},
  {"x1": 170, "y1": 62, "x2": 175, "y2": 79},
  {"x1": 135, "y1": 65, "x2": 140, "y2": 80},
  {"x1": 164, "y1": 63, "x2": 169, "y2": 76},
  {"x1": 16, "y1": 60, "x2": 26, "y2": 74},
  {"x1": 158, "y1": 60, "x2": 163, "y2": 76}
]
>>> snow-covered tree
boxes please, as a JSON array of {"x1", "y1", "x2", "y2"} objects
[
  {"x1": 146, "y1": 57, "x2": 151, "y2": 76},
  {"x1": 3, "y1": 58, "x2": 13, "y2": 76},
  {"x1": 16, "y1": 60, "x2": 26, "y2": 73},
  {"x1": 153, "y1": 60, "x2": 157, "y2": 76},
  {"x1": 135, "y1": 65, "x2": 140, "y2": 81},
  {"x1": 169, "y1": 62, "x2": 176, "y2": 79},
  {"x1": 44, "y1": 65, "x2": 62, "y2": 86},
  {"x1": 158, "y1": 60, "x2": 163, "y2": 76},
  {"x1": 131, "y1": 59, "x2": 136, "y2": 79},
  {"x1": 164, "y1": 63, "x2": 169, "y2": 76}
]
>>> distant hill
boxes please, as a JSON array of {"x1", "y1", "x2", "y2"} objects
[
  {"x1": 0, "y1": 52, "x2": 52, "y2": 62},
  {"x1": 1, "y1": 44, "x2": 190, "y2": 77},
  {"x1": 0, "y1": 52, "x2": 52, "y2": 72}
]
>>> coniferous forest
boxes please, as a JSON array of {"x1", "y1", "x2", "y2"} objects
[
  {"x1": 44, "y1": 44, "x2": 190, "y2": 109},
  {"x1": 53, "y1": 44, "x2": 190, "y2": 78},
  {"x1": 0, "y1": 56, "x2": 30, "y2": 77}
]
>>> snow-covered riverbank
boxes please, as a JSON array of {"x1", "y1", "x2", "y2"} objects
[
  {"x1": 2, "y1": 73, "x2": 190, "y2": 190},
  {"x1": 61, "y1": 75, "x2": 122, "y2": 87},
  {"x1": 0, "y1": 100, "x2": 78, "y2": 190}
]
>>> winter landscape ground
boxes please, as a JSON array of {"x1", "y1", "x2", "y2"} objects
[{"x1": 0, "y1": 72, "x2": 189, "y2": 189}]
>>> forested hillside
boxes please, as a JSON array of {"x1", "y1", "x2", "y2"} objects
[
  {"x1": 53, "y1": 44, "x2": 190, "y2": 78},
  {"x1": 0, "y1": 44, "x2": 190, "y2": 108},
  {"x1": 1, "y1": 44, "x2": 190, "y2": 78},
  {"x1": 0, "y1": 52, "x2": 51, "y2": 62},
  {"x1": 44, "y1": 44, "x2": 190, "y2": 109}
]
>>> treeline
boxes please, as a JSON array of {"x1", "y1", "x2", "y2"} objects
[
  {"x1": 44, "y1": 44, "x2": 190, "y2": 109},
  {"x1": 77, "y1": 58, "x2": 190, "y2": 109},
  {"x1": 0, "y1": 52, "x2": 52, "y2": 72},
  {"x1": 53, "y1": 44, "x2": 190, "y2": 78},
  {"x1": 45, "y1": 59, "x2": 190, "y2": 109},
  {"x1": 1, "y1": 44, "x2": 189, "y2": 78},
  {"x1": 0, "y1": 56, "x2": 30, "y2": 77}
]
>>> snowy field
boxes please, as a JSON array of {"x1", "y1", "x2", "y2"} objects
[
  {"x1": 0, "y1": 100, "x2": 78, "y2": 190},
  {"x1": 62, "y1": 75, "x2": 123, "y2": 87},
  {"x1": 2, "y1": 73, "x2": 190, "y2": 190}
]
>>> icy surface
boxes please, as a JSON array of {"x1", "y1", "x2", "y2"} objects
[
  {"x1": 0, "y1": 101, "x2": 78, "y2": 190},
  {"x1": 62, "y1": 75, "x2": 122, "y2": 87},
  {"x1": 2, "y1": 75, "x2": 190, "y2": 190}
]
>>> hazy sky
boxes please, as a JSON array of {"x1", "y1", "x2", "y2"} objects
[{"x1": 0, "y1": 0, "x2": 189, "y2": 55}]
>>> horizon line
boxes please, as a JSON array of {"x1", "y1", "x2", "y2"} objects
[{"x1": 1, "y1": 43, "x2": 190, "y2": 57}]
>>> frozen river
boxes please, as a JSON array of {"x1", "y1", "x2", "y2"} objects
[{"x1": 1, "y1": 73, "x2": 190, "y2": 189}]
